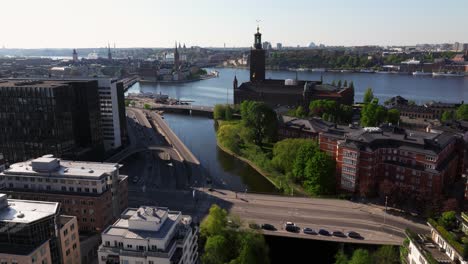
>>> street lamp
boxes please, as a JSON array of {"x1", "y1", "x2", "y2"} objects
[{"x1": 384, "y1": 195, "x2": 388, "y2": 226}]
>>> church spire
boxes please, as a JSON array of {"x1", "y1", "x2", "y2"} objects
[{"x1": 254, "y1": 26, "x2": 262, "y2": 50}]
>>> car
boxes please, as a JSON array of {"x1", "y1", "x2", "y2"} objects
[
  {"x1": 261, "y1": 224, "x2": 277, "y2": 231},
  {"x1": 318, "y1": 229, "x2": 331, "y2": 236},
  {"x1": 347, "y1": 231, "x2": 363, "y2": 239},
  {"x1": 303, "y1": 228, "x2": 317, "y2": 235},
  {"x1": 284, "y1": 222, "x2": 299, "y2": 233},
  {"x1": 332, "y1": 231, "x2": 347, "y2": 238},
  {"x1": 249, "y1": 223, "x2": 260, "y2": 230}
]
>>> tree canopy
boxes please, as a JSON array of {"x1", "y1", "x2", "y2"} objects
[
  {"x1": 348, "y1": 249, "x2": 373, "y2": 264},
  {"x1": 363, "y1": 88, "x2": 374, "y2": 104},
  {"x1": 456, "y1": 104, "x2": 468, "y2": 121},
  {"x1": 240, "y1": 101, "x2": 278, "y2": 145},
  {"x1": 361, "y1": 99, "x2": 387, "y2": 127}
]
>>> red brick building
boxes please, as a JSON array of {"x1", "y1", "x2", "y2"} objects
[
  {"x1": 278, "y1": 116, "x2": 335, "y2": 140},
  {"x1": 319, "y1": 125, "x2": 462, "y2": 200}
]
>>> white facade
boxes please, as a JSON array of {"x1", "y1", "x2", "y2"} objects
[
  {"x1": 430, "y1": 224, "x2": 468, "y2": 264},
  {"x1": 0, "y1": 155, "x2": 123, "y2": 219},
  {"x1": 97, "y1": 78, "x2": 123, "y2": 151},
  {"x1": 98, "y1": 206, "x2": 198, "y2": 264}
]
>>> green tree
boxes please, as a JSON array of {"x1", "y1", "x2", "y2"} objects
[
  {"x1": 363, "y1": 88, "x2": 374, "y2": 104},
  {"x1": 144, "y1": 103, "x2": 151, "y2": 110},
  {"x1": 349, "y1": 249, "x2": 373, "y2": 264},
  {"x1": 125, "y1": 99, "x2": 131, "y2": 107},
  {"x1": 240, "y1": 101, "x2": 278, "y2": 145},
  {"x1": 456, "y1": 104, "x2": 468, "y2": 121},
  {"x1": 334, "y1": 249, "x2": 349, "y2": 264},
  {"x1": 337, "y1": 80, "x2": 342, "y2": 88},
  {"x1": 331, "y1": 80, "x2": 336, "y2": 86},
  {"x1": 272, "y1": 139, "x2": 308, "y2": 174},
  {"x1": 231, "y1": 232, "x2": 270, "y2": 264},
  {"x1": 214, "y1": 104, "x2": 226, "y2": 120},
  {"x1": 373, "y1": 246, "x2": 399, "y2": 264},
  {"x1": 218, "y1": 124, "x2": 241, "y2": 154},
  {"x1": 295, "y1": 106, "x2": 306, "y2": 118},
  {"x1": 439, "y1": 211, "x2": 457, "y2": 230},
  {"x1": 201, "y1": 205, "x2": 228, "y2": 238},
  {"x1": 408, "y1": 100, "x2": 416, "y2": 106},
  {"x1": 386, "y1": 109, "x2": 400, "y2": 125},
  {"x1": 303, "y1": 151, "x2": 336, "y2": 195},
  {"x1": 338, "y1": 105, "x2": 354, "y2": 124},
  {"x1": 361, "y1": 99, "x2": 387, "y2": 127},
  {"x1": 349, "y1": 81, "x2": 355, "y2": 90},
  {"x1": 343, "y1": 80, "x2": 348, "y2": 87},
  {"x1": 202, "y1": 235, "x2": 230, "y2": 264},
  {"x1": 441, "y1": 110, "x2": 455, "y2": 122},
  {"x1": 225, "y1": 105, "x2": 233, "y2": 120},
  {"x1": 292, "y1": 141, "x2": 318, "y2": 183}
]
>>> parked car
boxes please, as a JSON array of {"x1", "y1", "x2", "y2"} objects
[
  {"x1": 332, "y1": 231, "x2": 346, "y2": 238},
  {"x1": 318, "y1": 229, "x2": 330, "y2": 236},
  {"x1": 285, "y1": 222, "x2": 299, "y2": 233},
  {"x1": 347, "y1": 231, "x2": 363, "y2": 239},
  {"x1": 261, "y1": 224, "x2": 277, "y2": 231},
  {"x1": 303, "y1": 228, "x2": 317, "y2": 235},
  {"x1": 249, "y1": 223, "x2": 260, "y2": 230}
]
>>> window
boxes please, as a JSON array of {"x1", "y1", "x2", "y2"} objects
[
  {"x1": 63, "y1": 229, "x2": 68, "y2": 236},
  {"x1": 66, "y1": 249, "x2": 70, "y2": 256},
  {"x1": 105, "y1": 241, "x2": 110, "y2": 246},
  {"x1": 70, "y1": 223, "x2": 75, "y2": 231},
  {"x1": 71, "y1": 233, "x2": 76, "y2": 241},
  {"x1": 61, "y1": 186, "x2": 66, "y2": 191},
  {"x1": 72, "y1": 243, "x2": 77, "y2": 250},
  {"x1": 425, "y1": 156, "x2": 436, "y2": 162},
  {"x1": 127, "y1": 244, "x2": 133, "y2": 249},
  {"x1": 343, "y1": 158, "x2": 356, "y2": 166}
]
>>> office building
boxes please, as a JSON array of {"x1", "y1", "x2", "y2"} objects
[
  {"x1": 96, "y1": 78, "x2": 128, "y2": 151},
  {"x1": 98, "y1": 206, "x2": 198, "y2": 264},
  {"x1": 0, "y1": 155, "x2": 128, "y2": 232},
  {"x1": 276, "y1": 43, "x2": 283, "y2": 50},
  {"x1": 0, "y1": 153, "x2": 4, "y2": 173},
  {"x1": 0, "y1": 79, "x2": 104, "y2": 163},
  {"x1": 0, "y1": 194, "x2": 81, "y2": 264},
  {"x1": 319, "y1": 125, "x2": 462, "y2": 198},
  {"x1": 235, "y1": 28, "x2": 354, "y2": 108}
]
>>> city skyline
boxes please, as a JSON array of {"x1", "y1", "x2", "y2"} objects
[{"x1": 2, "y1": 0, "x2": 468, "y2": 49}]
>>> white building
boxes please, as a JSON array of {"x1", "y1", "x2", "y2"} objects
[
  {"x1": 96, "y1": 78, "x2": 127, "y2": 151},
  {"x1": 0, "y1": 155, "x2": 128, "y2": 230},
  {"x1": 98, "y1": 206, "x2": 198, "y2": 264}
]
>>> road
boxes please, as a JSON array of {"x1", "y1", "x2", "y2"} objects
[{"x1": 128, "y1": 186, "x2": 428, "y2": 245}]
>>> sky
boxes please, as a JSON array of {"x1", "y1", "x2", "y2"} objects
[{"x1": 1, "y1": 0, "x2": 468, "y2": 48}]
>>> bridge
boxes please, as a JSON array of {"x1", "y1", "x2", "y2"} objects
[
  {"x1": 121, "y1": 75, "x2": 139, "y2": 92},
  {"x1": 151, "y1": 104, "x2": 214, "y2": 117}
]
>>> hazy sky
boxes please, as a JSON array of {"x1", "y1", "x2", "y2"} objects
[{"x1": 2, "y1": 0, "x2": 467, "y2": 48}]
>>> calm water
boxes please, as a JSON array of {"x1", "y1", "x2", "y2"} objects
[
  {"x1": 162, "y1": 114, "x2": 278, "y2": 193},
  {"x1": 127, "y1": 68, "x2": 468, "y2": 105},
  {"x1": 127, "y1": 68, "x2": 468, "y2": 192}
]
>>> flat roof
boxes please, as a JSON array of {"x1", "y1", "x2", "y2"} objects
[
  {"x1": 0, "y1": 197, "x2": 59, "y2": 224},
  {"x1": 3, "y1": 158, "x2": 120, "y2": 180},
  {"x1": 104, "y1": 207, "x2": 182, "y2": 241},
  {"x1": 0, "y1": 80, "x2": 69, "y2": 88}
]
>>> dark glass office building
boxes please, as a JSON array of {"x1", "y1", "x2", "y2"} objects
[{"x1": 0, "y1": 79, "x2": 104, "y2": 163}]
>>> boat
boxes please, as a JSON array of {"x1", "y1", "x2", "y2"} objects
[
  {"x1": 311, "y1": 68, "x2": 326, "y2": 72},
  {"x1": 412, "y1": 71, "x2": 432, "y2": 76},
  {"x1": 360, "y1": 69, "x2": 375, "y2": 73},
  {"x1": 376, "y1": 71, "x2": 393, "y2": 74},
  {"x1": 432, "y1": 72, "x2": 464, "y2": 77},
  {"x1": 210, "y1": 70, "x2": 219, "y2": 77}
]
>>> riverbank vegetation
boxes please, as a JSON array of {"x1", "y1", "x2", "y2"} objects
[
  {"x1": 214, "y1": 101, "x2": 336, "y2": 196},
  {"x1": 200, "y1": 205, "x2": 270, "y2": 264},
  {"x1": 266, "y1": 49, "x2": 457, "y2": 70},
  {"x1": 335, "y1": 246, "x2": 400, "y2": 264}
]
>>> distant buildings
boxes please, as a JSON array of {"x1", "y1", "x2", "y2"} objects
[
  {"x1": 0, "y1": 155, "x2": 128, "y2": 232},
  {"x1": 319, "y1": 125, "x2": 463, "y2": 199},
  {"x1": 72, "y1": 49, "x2": 78, "y2": 63},
  {"x1": 0, "y1": 194, "x2": 81, "y2": 264},
  {"x1": 0, "y1": 79, "x2": 104, "y2": 163},
  {"x1": 98, "y1": 206, "x2": 198, "y2": 264},
  {"x1": 0, "y1": 153, "x2": 4, "y2": 173},
  {"x1": 234, "y1": 27, "x2": 354, "y2": 108},
  {"x1": 276, "y1": 43, "x2": 282, "y2": 50}
]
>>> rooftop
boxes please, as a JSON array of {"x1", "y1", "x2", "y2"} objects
[
  {"x1": 0, "y1": 194, "x2": 59, "y2": 224},
  {"x1": 103, "y1": 206, "x2": 185, "y2": 241},
  {"x1": 0, "y1": 79, "x2": 69, "y2": 88},
  {"x1": 3, "y1": 155, "x2": 121, "y2": 180},
  {"x1": 280, "y1": 115, "x2": 335, "y2": 133}
]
